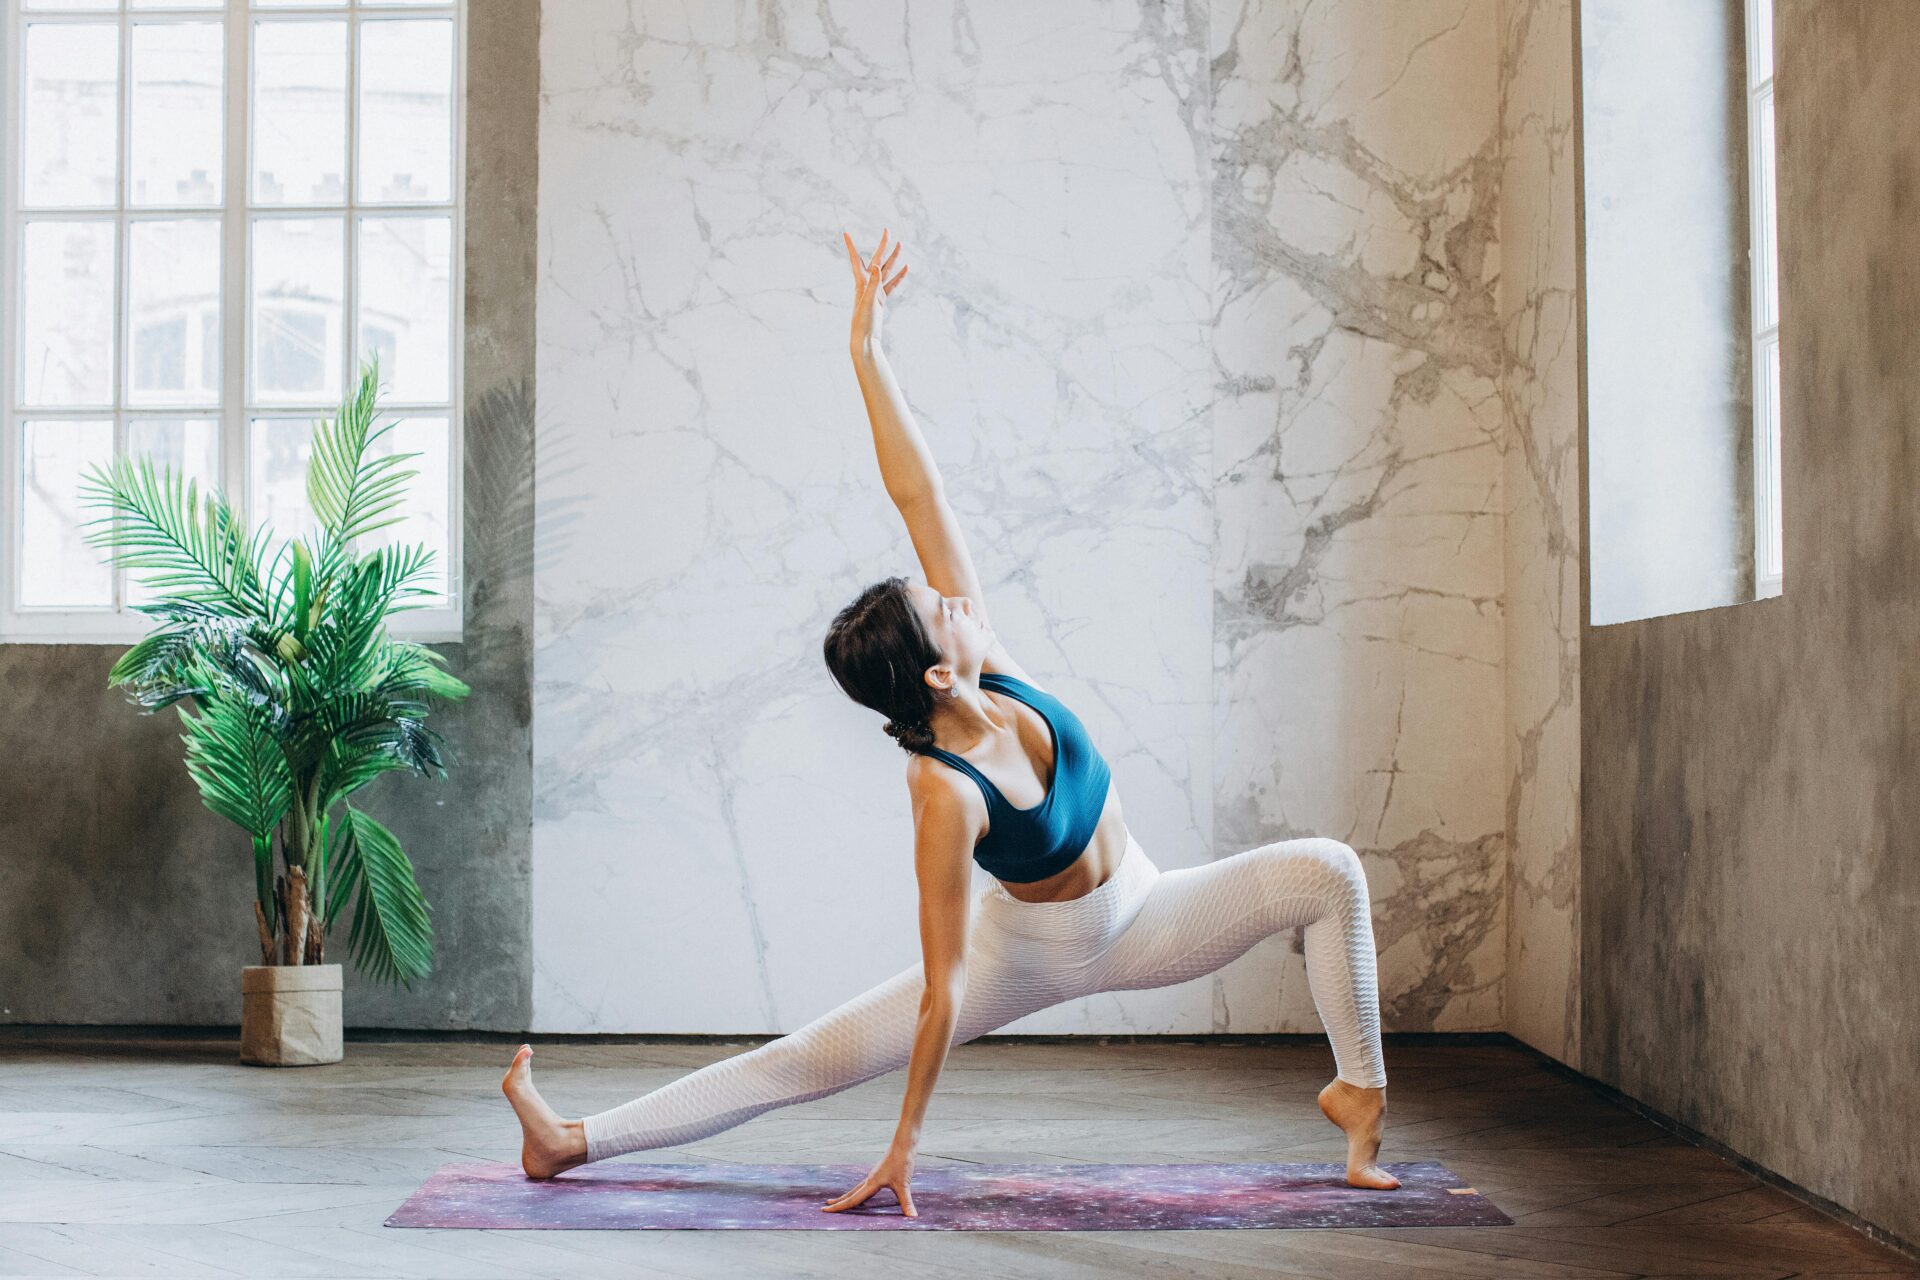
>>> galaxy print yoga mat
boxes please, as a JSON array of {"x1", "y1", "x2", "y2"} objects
[{"x1": 385, "y1": 1160, "x2": 1510, "y2": 1231}]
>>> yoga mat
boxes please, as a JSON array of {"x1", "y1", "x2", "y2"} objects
[{"x1": 385, "y1": 1159, "x2": 1511, "y2": 1231}]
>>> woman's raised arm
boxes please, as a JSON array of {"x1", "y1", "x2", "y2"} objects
[
  {"x1": 843, "y1": 228, "x2": 934, "y2": 506},
  {"x1": 842, "y1": 230, "x2": 993, "y2": 618}
]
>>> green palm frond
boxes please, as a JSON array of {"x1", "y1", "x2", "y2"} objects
[
  {"x1": 78, "y1": 457, "x2": 271, "y2": 618},
  {"x1": 294, "y1": 546, "x2": 441, "y2": 707},
  {"x1": 108, "y1": 628, "x2": 208, "y2": 695},
  {"x1": 317, "y1": 740, "x2": 413, "y2": 809},
  {"x1": 176, "y1": 684, "x2": 293, "y2": 841},
  {"x1": 307, "y1": 359, "x2": 422, "y2": 587},
  {"x1": 385, "y1": 642, "x2": 472, "y2": 702},
  {"x1": 111, "y1": 605, "x2": 266, "y2": 699},
  {"x1": 324, "y1": 806, "x2": 433, "y2": 988}
]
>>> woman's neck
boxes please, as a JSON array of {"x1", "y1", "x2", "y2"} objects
[{"x1": 927, "y1": 680, "x2": 1007, "y2": 755}]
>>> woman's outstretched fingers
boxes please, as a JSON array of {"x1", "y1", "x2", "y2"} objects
[
  {"x1": 823, "y1": 1174, "x2": 917, "y2": 1216},
  {"x1": 843, "y1": 230, "x2": 867, "y2": 286},
  {"x1": 822, "y1": 1174, "x2": 877, "y2": 1212},
  {"x1": 843, "y1": 229, "x2": 907, "y2": 299}
]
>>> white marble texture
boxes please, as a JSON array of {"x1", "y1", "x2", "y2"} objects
[
  {"x1": 1209, "y1": 0, "x2": 1508, "y2": 1035},
  {"x1": 1498, "y1": 0, "x2": 1581, "y2": 1068},
  {"x1": 531, "y1": 0, "x2": 1527, "y2": 1037}
]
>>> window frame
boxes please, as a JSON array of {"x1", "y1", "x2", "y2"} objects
[
  {"x1": 0, "y1": 0, "x2": 466, "y2": 644},
  {"x1": 1745, "y1": 0, "x2": 1782, "y2": 597}
]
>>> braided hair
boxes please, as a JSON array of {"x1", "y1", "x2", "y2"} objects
[{"x1": 823, "y1": 575, "x2": 949, "y2": 755}]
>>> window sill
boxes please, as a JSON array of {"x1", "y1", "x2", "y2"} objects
[{"x1": 0, "y1": 608, "x2": 465, "y2": 646}]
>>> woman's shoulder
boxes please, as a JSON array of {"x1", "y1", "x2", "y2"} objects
[
  {"x1": 906, "y1": 748, "x2": 979, "y2": 802},
  {"x1": 905, "y1": 751, "x2": 990, "y2": 843}
]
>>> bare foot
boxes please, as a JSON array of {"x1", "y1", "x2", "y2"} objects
[
  {"x1": 1317, "y1": 1078, "x2": 1400, "y2": 1189},
  {"x1": 501, "y1": 1044, "x2": 589, "y2": 1179}
]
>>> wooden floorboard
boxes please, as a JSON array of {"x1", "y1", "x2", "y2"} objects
[{"x1": 0, "y1": 1037, "x2": 1911, "y2": 1279}]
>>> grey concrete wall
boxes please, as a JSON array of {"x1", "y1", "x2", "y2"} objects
[
  {"x1": 1581, "y1": 0, "x2": 1920, "y2": 1246},
  {"x1": 0, "y1": 0, "x2": 539, "y2": 1031},
  {"x1": 1581, "y1": 0, "x2": 1754, "y2": 624}
]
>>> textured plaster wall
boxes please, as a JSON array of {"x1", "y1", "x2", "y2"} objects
[
  {"x1": 1581, "y1": 0, "x2": 1920, "y2": 1246},
  {"x1": 0, "y1": 0, "x2": 541, "y2": 1030}
]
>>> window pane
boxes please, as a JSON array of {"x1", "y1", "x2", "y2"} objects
[
  {"x1": 20, "y1": 419, "x2": 114, "y2": 608},
  {"x1": 23, "y1": 0, "x2": 117, "y2": 9},
  {"x1": 130, "y1": 21, "x2": 224, "y2": 206},
  {"x1": 358, "y1": 216, "x2": 450, "y2": 402},
  {"x1": 362, "y1": 416, "x2": 450, "y2": 602},
  {"x1": 359, "y1": 19, "x2": 453, "y2": 203},
  {"x1": 251, "y1": 218, "x2": 343, "y2": 404},
  {"x1": 253, "y1": 0, "x2": 345, "y2": 6},
  {"x1": 23, "y1": 23, "x2": 119, "y2": 208},
  {"x1": 125, "y1": 418, "x2": 222, "y2": 607},
  {"x1": 248, "y1": 415, "x2": 449, "y2": 600},
  {"x1": 1759, "y1": 90, "x2": 1778, "y2": 332},
  {"x1": 252, "y1": 20, "x2": 347, "y2": 205},
  {"x1": 248, "y1": 417, "x2": 319, "y2": 546},
  {"x1": 22, "y1": 220, "x2": 116, "y2": 407},
  {"x1": 129, "y1": 219, "x2": 222, "y2": 406}
]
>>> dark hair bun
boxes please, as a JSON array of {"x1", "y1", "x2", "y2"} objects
[{"x1": 883, "y1": 717, "x2": 937, "y2": 753}]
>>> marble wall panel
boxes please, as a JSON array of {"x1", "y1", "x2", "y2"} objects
[
  {"x1": 533, "y1": 0, "x2": 1515, "y2": 1036},
  {"x1": 1498, "y1": 0, "x2": 1581, "y2": 1066},
  {"x1": 1209, "y1": 0, "x2": 1508, "y2": 1034}
]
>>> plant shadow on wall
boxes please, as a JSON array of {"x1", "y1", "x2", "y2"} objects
[{"x1": 78, "y1": 360, "x2": 469, "y2": 1064}]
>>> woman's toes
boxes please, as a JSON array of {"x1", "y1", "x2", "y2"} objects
[
  {"x1": 504, "y1": 1045, "x2": 542, "y2": 1100},
  {"x1": 1348, "y1": 1164, "x2": 1401, "y2": 1190}
]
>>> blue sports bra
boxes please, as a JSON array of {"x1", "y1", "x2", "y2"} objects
[{"x1": 917, "y1": 672, "x2": 1113, "y2": 883}]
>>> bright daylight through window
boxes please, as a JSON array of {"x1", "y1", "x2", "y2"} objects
[
  {"x1": 1747, "y1": 0, "x2": 1781, "y2": 594},
  {"x1": 3, "y1": 0, "x2": 462, "y2": 640}
]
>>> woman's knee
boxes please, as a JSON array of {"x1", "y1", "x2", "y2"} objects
[{"x1": 1253, "y1": 836, "x2": 1369, "y2": 908}]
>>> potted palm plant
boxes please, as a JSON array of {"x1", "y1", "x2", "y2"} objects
[{"x1": 79, "y1": 362, "x2": 469, "y2": 1066}]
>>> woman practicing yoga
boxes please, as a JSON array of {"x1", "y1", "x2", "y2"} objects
[{"x1": 502, "y1": 228, "x2": 1397, "y2": 1214}]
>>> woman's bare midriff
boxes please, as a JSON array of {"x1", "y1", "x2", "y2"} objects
[{"x1": 994, "y1": 788, "x2": 1127, "y2": 904}]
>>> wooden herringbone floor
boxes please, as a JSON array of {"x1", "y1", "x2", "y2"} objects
[{"x1": 0, "y1": 1034, "x2": 1912, "y2": 1279}]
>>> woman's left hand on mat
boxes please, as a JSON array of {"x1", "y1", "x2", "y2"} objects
[{"x1": 823, "y1": 1141, "x2": 918, "y2": 1216}]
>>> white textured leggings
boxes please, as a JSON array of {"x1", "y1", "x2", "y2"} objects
[{"x1": 581, "y1": 831, "x2": 1387, "y2": 1164}]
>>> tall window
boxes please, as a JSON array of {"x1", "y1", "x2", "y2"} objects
[
  {"x1": 1746, "y1": 0, "x2": 1781, "y2": 595},
  {"x1": 2, "y1": 0, "x2": 463, "y2": 641}
]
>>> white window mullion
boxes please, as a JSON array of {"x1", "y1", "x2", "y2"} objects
[
  {"x1": 2, "y1": 2, "x2": 15, "y2": 634},
  {"x1": 345, "y1": 10, "x2": 360, "y2": 403},
  {"x1": 224, "y1": 2, "x2": 249, "y2": 539},
  {"x1": 112, "y1": 4, "x2": 130, "y2": 614},
  {"x1": 1746, "y1": 0, "x2": 1782, "y2": 597}
]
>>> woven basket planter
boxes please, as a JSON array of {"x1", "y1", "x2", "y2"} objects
[{"x1": 240, "y1": 963, "x2": 343, "y2": 1066}]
